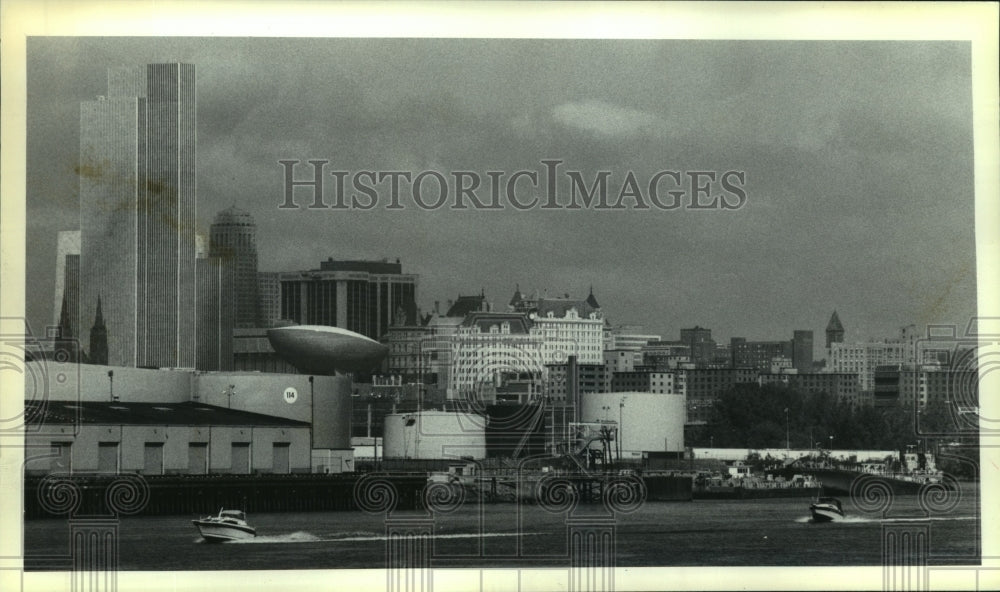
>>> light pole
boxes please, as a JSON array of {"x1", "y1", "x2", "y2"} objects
[
  {"x1": 225, "y1": 384, "x2": 236, "y2": 408},
  {"x1": 107, "y1": 370, "x2": 115, "y2": 402},
  {"x1": 784, "y1": 408, "x2": 789, "y2": 451},
  {"x1": 829, "y1": 435, "x2": 834, "y2": 456},
  {"x1": 619, "y1": 396, "x2": 626, "y2": 464}
]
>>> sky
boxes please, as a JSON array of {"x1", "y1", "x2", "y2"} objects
[{"x1": 25, "y1": 37, "x2": 978, "y2": 353}]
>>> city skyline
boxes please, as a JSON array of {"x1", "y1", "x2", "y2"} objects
[{"x1": 26, "y1": 38, "x2": 978, "y2": 354}]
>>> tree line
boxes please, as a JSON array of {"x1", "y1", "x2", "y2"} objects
[{"x1": 687, "y1": 383, "x2": 977, "y2": 452}]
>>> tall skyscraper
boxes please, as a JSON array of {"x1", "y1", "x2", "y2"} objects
[
  {"x1": 209, "y1": 206, "x2": 260, "y2": 328},
  {"x1": 52, "y1": 230, "x2": 81, "y2": 336},
  {"x1": 78, "y1": 63, "x2": 197, "y2": 368}
]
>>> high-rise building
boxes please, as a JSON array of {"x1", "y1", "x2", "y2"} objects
[
  {"x1": 209, "y1": 206, "x2": 260, "y2": 328},
  {"x1": 279, "y1": 258, "x2": 418, "y2": 340},
  {"x1": 680, "y1": 326, "x2": 716, "y2": 367},
  {"x1": 828, "y1": 327, "x2": 918, "y2": 392},
  {"x1": 792, "y1": 330, "x2": 814, "y2": 373},
  {"x1": 78, "y1": 63, "x2": 197, "y2": 368},
  {"x1": 257, "y1": 272, "x2": 282, "y2": 328},
  {"x1": 826, "y1": 311, "x2": 845, "y2": 348},
  {"x1": 53, "y1": 230, "x2": 81, "y2": 336},
  {"x1": 195, "y1": 256, "x2": 235, "y2": 371}
]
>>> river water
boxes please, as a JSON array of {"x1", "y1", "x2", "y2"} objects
[{"x1": 24, "y1": 489, "x2": 979, "y2": 571}]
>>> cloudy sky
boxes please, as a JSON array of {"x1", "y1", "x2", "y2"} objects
[{"x1": 25, "y1": 37, "x2": 977, "y2": 352}]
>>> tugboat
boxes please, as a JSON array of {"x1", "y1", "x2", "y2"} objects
[
  {"x1": 193, "y1": 508, "x2": 257, "y2": 542},
  {"x1": 809, "y1": 496, "x2": 845, "y2": 523}
]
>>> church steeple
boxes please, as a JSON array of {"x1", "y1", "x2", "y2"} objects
[
  {"x1": 89, "y1": 296, "x2": 108, "y2": 365},
  {"x1": 57, "y1": 295, "x2": 73, "y2": 340},
  {"x1": 509, "y1": 283, "x2": 523, "y2": 309},
  {"x1": 53, "y1": 294, "x2": 78, "y2": 363}
]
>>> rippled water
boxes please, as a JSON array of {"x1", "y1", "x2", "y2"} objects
[{"x1": 24, "y1": 487, "x2": 979, "y2": 571}]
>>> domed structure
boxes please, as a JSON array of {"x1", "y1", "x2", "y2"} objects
[
  {"x1": 212, "y1": 205, "x2": 255, "y2": 226},
  {"x1": 266, "y1": 325, "x2": 389, "y2": 375},
  {"x1": 209, "y1": 205, "x2": 259, "y2": 328}
]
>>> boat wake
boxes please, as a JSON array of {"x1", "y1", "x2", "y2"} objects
[
  {"x1": 221, "y1": 531, "x2": 541, "y2": 544},
  {"x1": 797, "y1": 515, "x2": 976, "y2": 524}
]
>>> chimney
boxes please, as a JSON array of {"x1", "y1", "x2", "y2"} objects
[{"x1": 434, "y1": 301, "x2": 440, "y2": 315}]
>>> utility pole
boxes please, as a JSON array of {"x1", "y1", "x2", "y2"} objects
[{"x1": 784, "y1": 407, "x2": 790, "y2": 451}]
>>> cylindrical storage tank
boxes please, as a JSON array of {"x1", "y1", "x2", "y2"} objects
[
  {"x1": 580, "y1": 392, "x2": 685, "y2": 455},
  {"x1": 382, "y1": 411, "x2": 487, "y2": 460},
  {"x1": 311, "y1": 374, "x2": 354, "y2": 450}
]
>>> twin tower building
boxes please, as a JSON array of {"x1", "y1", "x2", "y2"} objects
[{"x1": 63, "y1": 63, "x2": 234, "y2": 370}]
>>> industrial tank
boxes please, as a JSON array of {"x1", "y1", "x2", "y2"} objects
[
  {"x1": 382, "y1": 411, "x2": 487, "y2": 460},
  {"x1": 579, "y1": 392, "x2": 685, "y2": 454}
]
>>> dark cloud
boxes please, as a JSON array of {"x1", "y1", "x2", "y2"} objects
[{"x1": 25, "y1": 38, "x2": 976, "y2": 349}]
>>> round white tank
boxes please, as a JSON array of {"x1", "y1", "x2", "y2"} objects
[
  {"x1": 580, "y1": 392, "x2": 685, "y2": 454},
  {"x1": 382, "y1": 411, "x2": 487, "y2": 460}
]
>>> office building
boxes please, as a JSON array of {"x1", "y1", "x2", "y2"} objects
[
  {"x1": 604, "y1": 324, "x2": 661, "y2": 351},
  {"x1": 279, "y1": 258, "x2": 418, "y2": 341},
  {"x1": 209, "y1": 206, "x2": 260, "y2": 328},
  {"x1": 78, "y1": 63, "x2": 197, "y2": 368},
  {"x1": 448, "y1": 311, "x2": 543, "y2": 403},
  {"x1": 679, "y1": 326, "x2": 716, "y2": 367},
  {"x1": 829, "y1": 327, "x2": 918, "y2": 392},
  {"x1": 757, "y1": 371, "x2": 862, "y2": 406},
  {"x1": 544, "y1": 362, "x2": 606, "y2": 403},
  {"x1": 730, "y1": 330, "x2": 814, "y2": 373},
  {"x1": 610, "y1": 370, "x2": 679, "y2": 394},
  {"x1": 826, "y1": 311, "x2": 845, "y2": 348},
  {"x1": 257, "y1": 272, "x2": 282, "y2": 328},
  {"x1": 195, "y1": 256, "x2": 235, "y2": 371},
  {"x1": 52, "y1": 230, "x2": 81, "y2": 337}
]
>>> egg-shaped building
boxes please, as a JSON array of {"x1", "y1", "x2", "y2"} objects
[{"x1": 267, "y1": 325, "x2": 388, "y2": 375}]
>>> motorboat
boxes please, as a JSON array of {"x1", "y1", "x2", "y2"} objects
[
  {"x1": 809, "y1": 496, "x2": 845, "y2": 523},
  {"x1": 192, "y1": 508, "x2": 257, "y2": 542}
]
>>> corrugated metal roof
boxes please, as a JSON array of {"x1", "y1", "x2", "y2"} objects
[{"x1": 25, "y1": 401, "x2": 309, "y2": 427}]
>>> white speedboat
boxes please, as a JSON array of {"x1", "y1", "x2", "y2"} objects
[
  {"x1": 809, "y1": 496, "x2": 845, "y2": 523},
  {"x1": 192, "y1": 509, "x2": 257, "y2": 542}
]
